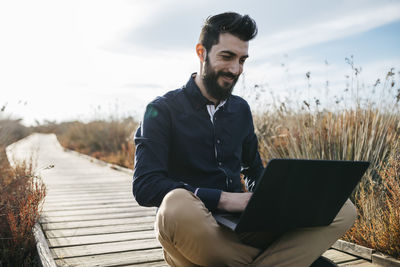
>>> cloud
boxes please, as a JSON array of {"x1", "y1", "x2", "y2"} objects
[
  {"x1": 252, "y1": 2, "x2": 400, "y2": 61},
  {"x1": 114, "y1": 0, "x2": 400, "y2": 54}
]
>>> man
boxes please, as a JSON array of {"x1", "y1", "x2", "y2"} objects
[{"x1": 133, "y1": 12, "x2": 356, "y2": 267}]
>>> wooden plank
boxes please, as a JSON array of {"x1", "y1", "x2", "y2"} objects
[
  {"x1": 55, "y1": 248, "x2": 164, "y2": 267},
  {"x1": 45, "y1": 223, "x2": 154, "y2": 238},
  {"x1": 43, "y1": 196, "x2": 136, "y2": 206},
  {"x1": 45, "y1": 182, "x2": 129, "y2": 188},
  {"x1": 45, "y1": 191, "x2": 131, "y2": 198},
  {"x1": 333, "y1": 240, "x2": 374, "y2": 260},
  {"x1": 42, "y1": 216, "x2": 155, "y2": 230},
  {"x1": 41, "y1": 170, "x2": 128, "y2": 176},
  {"x1": 372, "y1": 252, "x2": 400, "y2": 267},
  {"x1": 43, "y1": 202, "x2": 140, "y2": 212},
  {"x1": 45, "y1": 180, "x2": 129, "y2": 185},
  {"x1": 44, "y1": 180, "x2": 129, "y2": 186},
  {"x1": 46, "y1": 188, "x2": 130, "y2": 194},
  {"x1": 43, "y1": 176, "x2": 129, "y2": 182},
  {"x1": 43, "y1": 206, "x2": 148, "y2": 217},
  {"x1": 44, "y1": 191, "x2": 132, "y2": 199},
  {"x1": 338, "y1": 259, "x2": 376, "y2": 266},
  {"x1": 43, "y1": 198, "x2": 135, "y2": 207},
  {"x1": 40, "y1": 210, "x2": 155, "y2": 223},
  {"x1": 124, "y1": 261, "x2": 168, "y2": 267},
  {"x1": 322, "y1": 249, "x2": 359, "y2": 264},
  {"x1": 45, "y1": 187, "x2": 130, "y2": 193},
  {"x1": 43, "y1": 195, "x2": 133, "y2": 203},
  {"x1": 45, "y1": 190, "x2": 131, "y2": 196},
  {"x1": 45, "y1": 182, "x2": 128, "y2": 187},
  {"x1": 51, "y1": 239, "x2": 160, "y2": 259},
  {"x1": 47, "y1": 230, "x2": 156, "y2": 247},
  {"x1": 33, "y1": 223, "x2": 57, "y2": 267},
  {"x1": 46, "y1": 186, "x2": 130, "y2": 192}
]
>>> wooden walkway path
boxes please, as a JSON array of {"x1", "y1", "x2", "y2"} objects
[{"x1": 7, "y1": 133, "x2": 377, "y2": 266}]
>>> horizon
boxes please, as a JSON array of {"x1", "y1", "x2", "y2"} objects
[{"x1": 1, "y1": 0, "x2": 400, "y2": 126}]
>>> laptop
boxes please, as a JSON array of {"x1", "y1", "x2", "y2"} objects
[{"x1": 212, "y1": 159, "x2": 369, "y2": 233}]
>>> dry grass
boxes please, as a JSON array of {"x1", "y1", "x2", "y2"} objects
[
  {"x1": 343, "y1": 141, "x2": 400, "y2": 259},
  {"x1": 0, "y1": 118, "x2": 46, "y2": 266},
  {"x1": 255, "y1": 107, "x2": 398, "y2": 172},
  {"x1": 252, "y1": 67, "x2": 400, "y2": 259},
  {"x1": 254, "y1": 106, "x2": 400, "y2": 259}
]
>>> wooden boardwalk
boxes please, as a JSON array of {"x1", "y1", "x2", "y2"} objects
[{"x1": 7, "y1": 133, "x2": 377, "y2": 266}]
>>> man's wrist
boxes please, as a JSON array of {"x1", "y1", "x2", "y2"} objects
[
  {"x1": 217, "y1": 191, "x2": 228, "y2": 210},
  {"x1": 217, "y1": 191, "x2": 252, "y2": 213}
]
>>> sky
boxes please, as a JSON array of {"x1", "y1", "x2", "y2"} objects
[{"x1": 1, "y1": 0, "x2": 399, "y2": 125}]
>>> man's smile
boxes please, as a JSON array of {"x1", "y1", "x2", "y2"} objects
[
  {"x1": 221, "y1": 75, "x2": 235, "y2": 82},
  {"x1": 219, "y1": 72, "x2": 238, "y2": 84}
]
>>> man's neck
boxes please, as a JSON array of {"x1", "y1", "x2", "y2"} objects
[{"x1": 194, "y1": 73, "x2": 219, "y2": 106}]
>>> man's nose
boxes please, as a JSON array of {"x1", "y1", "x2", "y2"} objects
[{"x1": 228, "y1": 61, "x2": 242, "y2": 76}]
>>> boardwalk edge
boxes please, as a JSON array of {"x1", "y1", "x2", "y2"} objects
[
  {"x1": 64, "y1": 147, "x2": 133, "y2": 175},
  {"x1": 33, "y1": 223, "x2": 57, "y2": 267},
  {"x1": 332, "y1": 239, "x2": 374, "y2": 260},
  {"x1": 372, "y1": 252, "x2": 400, "y2": 267},
  {"x1": 333, "y1": 239, "x2": 400, "y2": 266}
]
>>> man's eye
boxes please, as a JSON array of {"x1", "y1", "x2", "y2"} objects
[
  {"x1": 240, "y1": 59, "x2": 246, "y2": 64},
  {"x1": 222, "y1": 55, "x2": 232, "y2": 60}
]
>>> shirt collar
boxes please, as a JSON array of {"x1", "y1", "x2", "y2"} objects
[{"x1": 183, "y1": 73, "x2": 232, "y2": 112}]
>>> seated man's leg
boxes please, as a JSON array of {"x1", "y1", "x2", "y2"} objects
[
  {"x1": 251, "y1": 199, "x2": 357, "y2": 267},
  {"x1": 155, "y1": 189, "x2": 260, "y2": 267}
]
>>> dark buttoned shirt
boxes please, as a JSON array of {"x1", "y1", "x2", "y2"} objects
[{"x1": 133, "y1": 74, "x2": 263, "y2": 211}]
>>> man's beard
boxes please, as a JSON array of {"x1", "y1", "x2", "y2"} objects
[{"x1": 202, "y1": 59, "x2": 239, "y2": 101}]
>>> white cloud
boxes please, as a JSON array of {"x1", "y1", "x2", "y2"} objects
[{"x1": 252, "y1": 2, "x2": 400, "y2": 60}]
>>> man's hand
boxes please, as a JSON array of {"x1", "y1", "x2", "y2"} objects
[{"x1": 217, "y1": 192, "x2": 253, "y2": 213}]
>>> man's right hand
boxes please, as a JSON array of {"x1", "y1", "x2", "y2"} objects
[{"x1": 217, "y1": 191, "x2": 253, "y2": 213}]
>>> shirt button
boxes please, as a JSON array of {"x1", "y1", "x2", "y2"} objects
[
  {"x1": 218, "y1": 162, "x2": 222, "y2": 166},
  {"x1": 230, "y1": 179, "x2": 233, "y2": 183},
  {"x1": 217, "y1": 139, "x2": 221, "y2": 144}
]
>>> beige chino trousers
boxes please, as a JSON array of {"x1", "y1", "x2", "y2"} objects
[{"x1": 155, "y1": 189, "x2": 357, "y2": 267}]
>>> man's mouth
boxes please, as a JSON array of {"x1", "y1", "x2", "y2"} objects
[
  {"x1": 220, "y1": 73, "x2": 237, "y2": 82},
  {"x1": 222, "y1": 76, "x2": 234, "y2": 82}
]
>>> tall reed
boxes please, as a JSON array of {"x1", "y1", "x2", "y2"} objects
[
  {"x1": 343, "y1": 140, "x2": 400, "y2": 259},
  {"x1": 0, "y1": 118, "x2": 46, "y2": 266},
  {"x1": 252, "y1": 67, "x2": 400, "y2": 259}
]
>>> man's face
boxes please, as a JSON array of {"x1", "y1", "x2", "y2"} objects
[{"x1": 201, "y1": 33, "x2": 249, "y2": 101}]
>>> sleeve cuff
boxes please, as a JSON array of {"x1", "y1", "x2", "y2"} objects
[{"x1": 195, "y1": 188, "x2": 222, "y2": 211}]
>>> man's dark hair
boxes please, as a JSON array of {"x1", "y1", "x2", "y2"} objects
[{"x1": 199, "y1": 12, "x2": 258, "y2": 52}]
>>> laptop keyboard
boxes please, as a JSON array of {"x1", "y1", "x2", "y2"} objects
[{"x1": 221, "y1": 213, "x2": 241, "y2": 223}]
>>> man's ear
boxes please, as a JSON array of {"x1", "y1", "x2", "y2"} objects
[{"x1": 196, "y1": 43, "x2": 207, "y2": 62}]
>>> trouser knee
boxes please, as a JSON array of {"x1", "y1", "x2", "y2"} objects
[
  {"x1": 157, "y1": 189, "x2": 206, "y2": 222},
  {"x1": 155, "y1": 189, "x2": 248, "y2": 266},
  {"x1": 156, "y1": 189, "x2": 212, "y2": 240},
  {"x1": 336, "y1": 199, "x2": 357, "y2": 231}
]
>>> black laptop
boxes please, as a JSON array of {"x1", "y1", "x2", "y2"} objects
[{"x1": 213, "y1": 159, "x2": 369, "y2": 233}]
